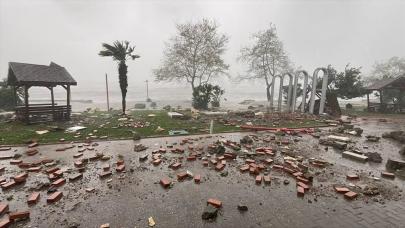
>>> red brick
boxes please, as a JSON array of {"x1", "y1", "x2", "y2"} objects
[
  {"x1": 272, "y1": 165, "x2": 283, "y2": 170},
  {"x1": 264, "y1": 159, "x2": 273, "y2": 164},
  {"x1": 245, "y1": 159, "x2": 255, "y2": 164},
  {"x1": 177, "y1": 172, "x2": 188, "y2": 181},
  {"x1": 9, "y1": 211, "x2": 30, "y2": 220},
  {"x1": 256, "y1": 151, "x2": 266, "y2": 156},
  {"x1": 217, "y1": 156, "x2": 225, "y2": 161},
  {"x1": 293, "y1": 172, "x2": 303, "y2": 178},
  {"x1": 239, "y1": 165, "x2": 249, "y2": 172},
  {"x1": 187, "y1": 156, "x2": 196, "y2": 161},
  {"x1": 249, "y1": 167, "x2": 259, "y2": 175},
  {"x1": 170, "y1": 162, "x2": 182, "y2": 170},
  {"x1": 221, "y1": 160, "x2": 226, "y2": 165},
  {"x1": 334, "y1": 186, "x2": 350, "y2": 193},
  {"x1": 73, "y1": 153, "x2": 83, "y2": 158},
  {"x1": 74, "y1": 160, "x2": 83, "y2": 167},
  {"x1": 54, "y1": 170, "x2": 63, "y2": 177},
  {"x1": 46, "y1": 167, "x2": 59, "y2": 174},
  {"x1": 69, "y1": 173, "x2": 83, "y2": 181},
  {"x1": 52, "y1": 178, "x2": 66, "y2": 187},
  {"x1": 224, "y1": 153, "x2": 236, "y2": 159},
  {"x1": 10, "y1": 159, "x2": 22, "y2": 165},
  {"x1": 1, "y1": 181, "x2": 16, "y2": 190},
  {"x1": 26, "y1": 149, "x2": 38, "y2": 156},
  {"x1": 27, "y1": 166, "x2": 41, "y2": 172},
  {"x1": 41, "y1": 159, "x2": 54, "y2": 164},
  {"x1": 116, "y1": 160, "x2": 124, "y2": 165},
  {"x1": 48, "y1": 173, "x2": 57, "y2": 181},
  {"x1": 0, "y1": 167, "x2": 5, "y2": 172},
  {"x1": 215, "y1": 163, "x2": 225, "y2": 171},
  {"x1": 210, "y1": 159, "x2": 217, "y2": 165},
  {"x1": 207, "y1": 198, "x2": 222, "y2": 208},
  {"x1": 264, "y1": 175, "x2": 271, "y2": 184},
  {"x1": 194, "y1": 174, "x2": 201, "y2": 183},
  {"x1": 152, "y1": 159, "x2": 162, "y2": 166},
  {"x1": 297, "y1": 182, "x2": 309, "y2": 191},
  {"x1": 344, "y1": 191, "x2": 358, "y2": 200},
  {"x1": 0, "y1": 203, "x2": 8, "y2": 215},
  {"x1": 255, "y1": 175, "x2": 262, "y2": 184},
  {"x1": 28, "y1": 142, "x2": 38, "y2": 148},
  {"x1": 283, "y1": 167, "x2": 295, "y2": 174},
  {"x1": 0, "y1": 217, "x2": 11, "y2": 228},
  {"x1": 202, "y1": 161, "x2": 209, "y2": 166},
  {"x1": 27, "y1": 192, "x2": 40, "y2": 205},
  {"x1": 116, "y1": 164, "x2": 125, "y2": 172},
  {"x1": 297, "y1": 186, "x2": 305, "y2": 197},
  {"x1": 381, "y1": 172, "x2": 395, "y2": 179},
  {"x1": 346, "y1": 174, "x2": 359, "y2": 180},
  {"x1": 14, "y1": 173, "x2": 28, "y2": 183},
  {"x1": 160, "y1": 178, "x2": 171, "y2": 188},
  {"x1": 102, "y1": 163, "x2": 110, "y2": 171},
  {"x1": 47, "y1": 191, "x2": 63, "y2": 203},
  {"x1": 99, "y1": 171, "x2": 112, "y2": 178},
  {"x1": 296, "y1": 176, "x2": 310, "y2": 184}
]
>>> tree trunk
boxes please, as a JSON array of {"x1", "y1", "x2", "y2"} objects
[
  {"x1": 266, "y1": 85, "x2": 271, "y2": 102},
  {"x1": 118, "y1": 61, "x2": 128, "y2": 114}
]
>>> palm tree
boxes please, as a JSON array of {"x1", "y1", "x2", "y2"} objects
[{"x1": 99, "y1": 41, "x2": 140, "y2": 114}]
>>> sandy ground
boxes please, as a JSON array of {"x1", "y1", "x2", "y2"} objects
[{"x1": 0, "y1": 116, "x2": 405, "y2": 228}]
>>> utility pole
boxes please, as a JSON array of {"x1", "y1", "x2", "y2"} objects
[
  {"x1": 105, "y1": 73, "x2": 110, "y2": 111},
  {"x1": 145, "y1": 80, "x2": 150, "y2": 102}
]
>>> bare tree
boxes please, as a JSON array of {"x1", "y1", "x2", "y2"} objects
[
  {"x1": 238, "y1": 23, "x2": 292, "y2": 101},
  {"x1": 153, "y1": 19, "x2": 229, "y2": 91}
]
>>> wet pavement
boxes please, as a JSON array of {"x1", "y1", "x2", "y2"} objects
[{"x1": 1, "y1": 116, "x2": 405, "y2": 228}]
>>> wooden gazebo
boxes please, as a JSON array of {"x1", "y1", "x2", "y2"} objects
[
  {"x1": 366, "y1": 74, "x2": 405, "y2": 113},
  {"x1": 7, "y1": 62, "x2": 77, "y2": 123}
]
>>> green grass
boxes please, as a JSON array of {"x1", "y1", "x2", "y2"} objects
[
  {"x1": 0, "y1": 110, "x2": 328, "y2": 145},
  {"x1": 341, "y1": 105, "x2": 405, "y2": 119}
]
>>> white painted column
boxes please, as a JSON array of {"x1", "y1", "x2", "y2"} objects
[
  {"x1": 318, "y1": 70, "x2": 329, "y2": 114},
  {"x1": 278, "y1": 76, "x2": 283, "y2": 112},
  {"x1": 301, "y1": 71, "x2": 309, "y2": 113},
  {"x1": 309, "y1": 70, "x2": 318, "y2": 114},
  {"x1": 291, "y1": 73, "x2": 299, "y2": 112},
  {"x1": 286, "y1": 74, "x2": 293, "y2": 112}
]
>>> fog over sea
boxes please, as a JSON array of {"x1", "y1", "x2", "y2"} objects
[{"x1": 26, "y1": 81, "x2": 368, "y2": 112}]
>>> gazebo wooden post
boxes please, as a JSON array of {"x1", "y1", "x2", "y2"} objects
[
  {"x1": 24, "y1": 85, "x2": 29, "y2": 123},
  {"x1": 50, "y1": 86, "x2": 55, "y2": 121},
  {"x1": 66, "y1": 85, "x2": 71, "y2": 120},
  {"x1": 366, "y1": 92, "x2": 370, "y2": 111},
  {"x1": 13, "y1": 86, "x2": 18, "y2": 106},
  {"x1": 379, "y1": 90, "x2": 384, "y2": 112}
]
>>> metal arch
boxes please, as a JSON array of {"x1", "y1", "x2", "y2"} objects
[
  {"x1": 309, "y1": 67, "x2": 328, "y2": 114},
  {"x1": 294, "y1": 70, "x2": 309, "y2": 113}
]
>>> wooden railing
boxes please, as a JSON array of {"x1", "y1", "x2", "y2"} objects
[{"x1": 15, "y1": 104, "x2": 71, "y2": 123}]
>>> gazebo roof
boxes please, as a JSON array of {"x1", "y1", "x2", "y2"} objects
[
  {"x1": 7, "y1": 62, "x2": 77, "y2": 87},
  {"x1": 366, "y1": 74, "x2": 405, "y2": 90}
]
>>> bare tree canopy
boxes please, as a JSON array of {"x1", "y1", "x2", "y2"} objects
[
  {"x1": 238, "y1": 23, "x2": 292, "y2": 101},
  {"x1": 153, "y1": 19, "x2": 229, "y2": 90}
]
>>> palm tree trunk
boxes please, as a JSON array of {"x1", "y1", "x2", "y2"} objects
[{"x1": 118, "y1": 61, "x2": 128, "y2": 114}]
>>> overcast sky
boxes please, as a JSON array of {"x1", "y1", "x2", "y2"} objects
[{"x1": 1, "y1": 0, "x2": 405, "y2": 96}]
